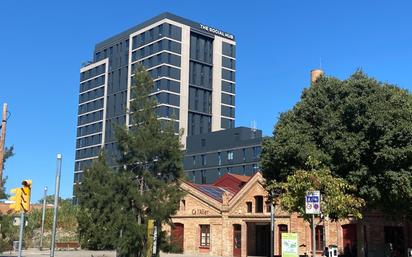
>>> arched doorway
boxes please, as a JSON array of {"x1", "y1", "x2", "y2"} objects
[{"x1": 171, "y1": 223, "x2": 184, "y2": 253}]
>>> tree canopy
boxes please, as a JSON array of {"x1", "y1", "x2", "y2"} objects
[
  {"x1": 77, "y1": 65, "x2": 184, "y2": 257},
  {"x1": 76, "y1": 154, "x2": 122, "y2": 250},
  {"x1": 267, "y1": 157, "x2": 365, "y2": 222},
  {"x1": 261, "y1": 71, "x2": 412, "y2": 217},
  {"x1": 3, "y1": 146, "x2": 13, "y2": 166}
]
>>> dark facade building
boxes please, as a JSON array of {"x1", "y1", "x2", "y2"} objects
[
  {"x1": 183, "y1": 127, "x2": 263, "y2": 184},
  {"x1": 74, "y1": 13, "x2": 236, "y2": 194}
]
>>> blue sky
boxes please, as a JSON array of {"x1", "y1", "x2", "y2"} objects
[{"x1": 1, "y1": 1, "x2": 411, "y2": 202}]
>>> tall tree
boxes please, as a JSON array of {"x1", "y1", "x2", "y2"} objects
[
  {"x1": 261, "y1": 71, "x2": 412, "y2": 217},
  {"x1": 77, "y1": 64, "x2": 184, "y2": 257},
  {"x1": 115, "y1": 64, "x2": 185, "y2": 257}
]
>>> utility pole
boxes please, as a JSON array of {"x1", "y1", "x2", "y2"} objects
[
  {"x1": 50, "y1": 154, "x2": 62, "y2": 257},
  {"x1": 40, "y1": 186, "x2": 48, "y2": 250},
  {"x1": 0, "y1": 103, "x2": 8, "y2": 184}
]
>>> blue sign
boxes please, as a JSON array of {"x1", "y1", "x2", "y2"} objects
[{"x1": 306, "y1": 196, "x2": 319, "y2": 203}]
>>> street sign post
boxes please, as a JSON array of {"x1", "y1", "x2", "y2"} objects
[{"x1": 306, "y1": 191, "x2": 321, "y2": 257}]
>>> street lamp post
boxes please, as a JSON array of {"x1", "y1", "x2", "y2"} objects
[
  {"x1": 270, "y1": 188, "x2": 282, "y2": 257},
  {"x1": 40, "y1": 186, "x2": 47, "y2": 250},
  {"x1": 50, "y1": 154, "x2": 62, "y2": 257}
]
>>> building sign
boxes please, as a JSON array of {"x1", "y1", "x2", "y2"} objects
[
  {"x1": 282, "y1": 233, "x2": 298, "y2": 257},
  {"x1": 305, "y1": 191, "x2": 321, "y2": 214},
  {"x1": 200, "y1": 24, "x2": 234, "y2": 40},
  {"x1": 192, "y1": 209, "x2": 209, "y2": 215}
]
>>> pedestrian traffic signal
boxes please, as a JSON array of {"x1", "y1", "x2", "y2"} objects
[
  {"x1": 9, "y1": 188, "x2": 23, "y2": 212},
  {"x1": 21, "y1": 180, "x2": 32, "y2": 212}
]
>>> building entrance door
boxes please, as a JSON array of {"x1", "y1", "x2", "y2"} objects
[
  {"x1": 171, "y1": 223, "x2": 184, "y2": 253},
  {"x1": 233, "y1": 224, "x2": 242, "y2": 257},
  {"x1": 342, "y1": 224, "x2": 357, "y2": 257},
  {"x1": 255, "y1": 224, "x2": 270, "y2": 256},
  {"x1": 247, "y1": 222, "x2": 270, "y2": 257}
]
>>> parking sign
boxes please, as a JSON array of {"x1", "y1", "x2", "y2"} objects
[{"x1": 305, "y1": 191, "x2": 321, "y2": 214}]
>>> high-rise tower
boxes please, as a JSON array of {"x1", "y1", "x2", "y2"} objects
[{"x1": 74, "y1": 13, "x2": 236, "y2": 193}]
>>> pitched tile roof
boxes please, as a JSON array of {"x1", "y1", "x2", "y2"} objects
[{"x1": 185, "y1": 173, "x2": 253, "y2": 202}]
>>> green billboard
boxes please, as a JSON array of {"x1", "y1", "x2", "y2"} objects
[{"x1": 281, "y1": 233, "x2": 298, "y2": 257}]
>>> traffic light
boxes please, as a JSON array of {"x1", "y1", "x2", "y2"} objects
[
  {"x1": 8, "y1": 180, "x2": 32, "y2": 213},
  {"x1": 9, "y1": 187, "x2": 23, "y2": 212},
  {"x1": 21, "y1": 180, "x2": 32, "y2": 212}
]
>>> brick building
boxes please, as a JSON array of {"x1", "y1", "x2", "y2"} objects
[{"x1": 167, "y1": 172, "x2": 412, "y2": 257}]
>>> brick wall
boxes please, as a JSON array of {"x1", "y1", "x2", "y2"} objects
[{"x1": 165, "y1": 174, "x2": 411, "y2": 257}]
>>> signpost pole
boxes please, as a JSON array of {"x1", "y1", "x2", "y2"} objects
[
  {"x1": 312, "y1": 214, "x2": 316, "y2": 257},
  {"x1": 17, "y1": 211, "x2": 24, "y2": 257},
  {"x1": 270, "y1": 195, "x2": 274, "y2": 257},
  {"x1": 305, "y1": 191, "x2": 320, "y2": 257}
]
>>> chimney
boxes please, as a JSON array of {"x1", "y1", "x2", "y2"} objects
[{"x1": 310, "y1": 69, "x2": 324, "y2": 83}]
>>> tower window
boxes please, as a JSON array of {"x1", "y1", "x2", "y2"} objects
[{"x1": 227, "y1": 151, "x2": 234, "y2": 160}]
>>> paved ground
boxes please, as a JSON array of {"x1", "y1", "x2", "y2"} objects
[
  {"x1": 0, "y1": 249, "x2": 116, "y2": 257},
  {"x1": 0, "y1": 249, "x2": 222, "y2": 257}
]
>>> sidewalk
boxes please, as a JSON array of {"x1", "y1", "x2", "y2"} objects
[
  {"x1": 0, "y1": 249, "x2": 116, "y2": 257},
  {"x1": 0, "y1": 249, "x2": 223, "y2": 257}
]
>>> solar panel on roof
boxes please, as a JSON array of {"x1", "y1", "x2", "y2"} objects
[{"x1": 198, "y1": 186, "x2": 225, "y2": 201}]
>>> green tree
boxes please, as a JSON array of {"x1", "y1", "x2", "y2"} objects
[
  {"x1": 267, "y1": 157, "x2": 365, "y2": 222},
  {"x1": 261, "y1": 71, "x2": 412, "y2": 217},
  {"x1": 76, "y1": 154, "x2": 119, "y2": 250},
  {"x1": 0, "y1": 146, "x2": 14, "y2": 199},
  {"x1": 77, "y1": 64, "x2": 185, "y2": 257},
  {"x1": 37, "y1": 194, "x2": 71, "y2": 205},
  {"x1": 3, "y1": 146, "x2": 14, "y2": 166},
  {"x1": 0, "y1": 214, "x2": 18, "y2": 251},
  {"x1": 0, "y1": 146, "x2": 14, "y2": 251}
]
